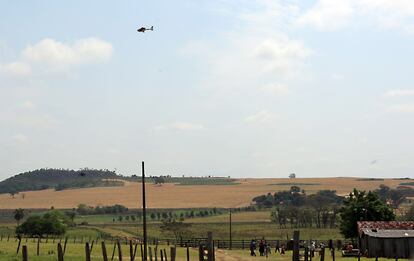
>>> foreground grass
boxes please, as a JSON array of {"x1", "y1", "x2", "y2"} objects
[
  {"x1": 0, "y1": 240, "x2": 198, "y2": 261},
  {"x1": 216, "y1": 249, "x2": 409, "y2": 261}
]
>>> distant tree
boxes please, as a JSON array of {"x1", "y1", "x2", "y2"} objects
[
  {"x1": 14, "y1": 209, "x2": 25, "y2": 226},
  {"x1": 64, "y1": 210, "x2": 76, "y2": 224},
  {"x1": 290, "y1": 186, "x2": 301, "y2": 193},
  {"x1": 339, "y1": 189, "x2": 395, "y2": 238},
  {"x1": 154, "y1": 176, "x2": 166, "y2": 186},
  {"x1": 118, "y1": 216, "x2": 123, "y2": 222},
  {"x1": 160, "y1": 219, "x2": 192, "y2": 241},
  {"x1": 405, "y1": 203, "x2": 414, "y2": 221},
  {"x1": 289, "y1": 173, "x2": 296, "y2": 179},
  {"x1": 131, "y1": 215, "x2": 136, "y2": 221},
  {"x1": 150, "y1": 213, "x2": 156, "y2": 220}
]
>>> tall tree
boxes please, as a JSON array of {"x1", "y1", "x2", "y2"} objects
[
  {"x1": 14, "y1": 208, "x2": 25, "y2": 225},
  {"x1": 339, "y1": 189, "x2": 395, "y2": 238}
]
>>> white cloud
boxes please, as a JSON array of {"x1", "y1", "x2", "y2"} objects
[
  {"x1": 331, "y1": 73, "x2": 345, "y2": 80},
  {"x1": 259, "y1": 83, "x2": 290, "y2": 95},
  {"x1": 254, "y1": 37, "x2": 312, "y2": 72},
  {"x1": 171, "y1": 122, "x2": 205, "y2": 131},
  {"x1": 0, "y1": 38, "x2": 112, "y2": 76},
  {"x1": 245, "y1": 110, "x2": 278, "y2": 124},
  {"x1": 296, "y1": 0, "x2": 414, "y2": 32},
  {"x1": 386, "y1": 104, "x2": 414, "y2": 113},
  {"x1": 383, "y1": 89, "x2": 414, "y2": 97},
  {"x1": 154, "y1": 122, "x2": 205, "y2": 131},
  {"x1": 22, "y1": 38, "x2": 112, "y2": 66},
  {"x1": 296, "y1": 0, "x2": 354, "y2": 31},
  {"x1": 12, "y1": 134, "x2": 28, "y2": 143},
  {"x1": 20, "y1": 101, "x2": 35, "y2": 110},
  {"x1": 181, "y1": 2, "x2": 313, "y2": 97},
  {"x1": 0, "y1": 62, "x2": 31, "y2": 76}
]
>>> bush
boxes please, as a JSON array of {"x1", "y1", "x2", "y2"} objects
[{"x1": 16, "y1": 210, "x2": 69, "y2": 237}]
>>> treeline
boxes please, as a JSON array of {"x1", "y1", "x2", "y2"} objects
[
  {"x1": 0, "y1": 168, "x2": 120, "y2": 194},
  {"x1": 127, "y1": 176, "x2": 238, "y2": 186},
  {"x1": 375, "y1": 184, "x2": 414, "y2": 207},
  {"x1": 252, "y1": 186, "x2": 342, "y2": 229},
  {"x1": 253, "y1": 186, "x2": 343, "y2": 208},
  {"x1": 76, "y1": 204, "x2": 129, "y2": 215}
]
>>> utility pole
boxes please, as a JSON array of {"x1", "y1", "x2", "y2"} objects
[
  {"x1": 229, "y1": 210, "x2": 232, "y2": 250},
  {"x1": 142, "y1": 161, "x2": 148, "y2": 261}
]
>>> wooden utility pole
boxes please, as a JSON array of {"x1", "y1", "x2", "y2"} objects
[
  {"x1": 142, "y1": 161, "x2": 148, "y2": 261},
  {"x1": 229, "y1": 210, "x2": 232, "y2": 250}
]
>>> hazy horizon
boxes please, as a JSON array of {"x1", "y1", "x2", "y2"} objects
[{"x1": 1, "y1": 1, "x2": 414, "y2": 180}]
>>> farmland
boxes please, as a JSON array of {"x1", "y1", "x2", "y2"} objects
[{"x1": 0, "y1": 177, "x2": 408, "y2": 209}]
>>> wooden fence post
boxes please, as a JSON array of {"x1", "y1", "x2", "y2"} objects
[
  {"x1": 22, "y1": 245, "x2": 28, "y2": 261},
  {"x1": 305, "y1": 246, "x2": 309, "y2": 261},
  {"x1": 85, "y1": 242, "x2": 91, "y2": 261},
  {"x1": 129, "y1": 240, "x2": 135, "y2": 261},
  {"x1": 207, "y1": 232, "x2": 214, "y2": 261},
  {"x1": 293, "y1": 231, "x2": 300, "y2": 261},
  {"x1": 117, "y1": 239, "x2": 123, "y2": 261},
  {"x1": 186, "y1": 245, "x2": 190, "y2": 261},
  {"x1": 37, "y1": 237, "x2": 40, "y2": 256},
  {"x1": 58, "y1": 243, "x2": 64, "y2": 261},
  {"x1": 111, "y1": 242, "x2": 117, "y2": 261},
  {"x1": 102, "y1": 241, "x2": 108, "y2": 261},
  {"x1": 164, "y1": 249, "x2": 168, "y2": 261},
  {"x1": 16, "y1": 236, "x2": 22, "y2": 254},
  {"x1": 199, "y1": 245, "x2": 204, "y2": 261},
  {"x1": 63, "y1": 237, "x2": 68, "y2": 255},
  {"x1": 160, "y1": 249, "x2": 164, "y2": 261},
  {"x1": 155, "y1": 245, "x2": 158, "y2": 261},
  {"x1": 170, "y1": 247, "x2": 176, "y2": 261},
  {"x1": 331, "y1": 248, "x2": 335, "y2": 261},
  {"x1": 149, "y1": 246, "x2": 153, "y2": 261},
  {"x1": 320, "y1": 247, "x2": 325, "y2": 261}
]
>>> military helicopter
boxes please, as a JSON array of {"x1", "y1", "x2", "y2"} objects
[{"x1": 137, "y1": 26, "x2": 154, "y2": 33}]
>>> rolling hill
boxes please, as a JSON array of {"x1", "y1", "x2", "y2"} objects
[{"x1": 0, "y1": 170, "x2": 411, "y2": 209}]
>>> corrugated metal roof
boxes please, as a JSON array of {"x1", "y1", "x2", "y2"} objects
[
  {"x1": 363, "y1": 229, "x2": 414, "y2": 238},
  {"x1": 357, "y1": 221, "x2": 414, "y2": 235}
]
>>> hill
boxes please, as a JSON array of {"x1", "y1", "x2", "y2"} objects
[
  {"x1": 0, "y1": 169, "x2": 238, "y2": 194},
  {"x1": 0, "y1": 168, "x2": 122, "y2": 194},
  {"x1": 0, "y1": 176, "x2": 410, "y2": 209}
]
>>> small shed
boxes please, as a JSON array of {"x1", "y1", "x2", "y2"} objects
[{"x1": 358, "y1": 221, "x2": 414, "y2": 258}]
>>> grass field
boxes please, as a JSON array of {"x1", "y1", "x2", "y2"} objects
[
  {"x1": 0, "y1": 240, "x2": 408, "y2": 261},
  {"x1": 214, "y1": 249, "x2": 410, "y2": 261},
  {"x1": 71, "y1": 211, "x2": 343, "y2": 240},
  {"x1": 0, "y1": 240, "x2": 199, "y2": 261},
  {"x1": 0, "y1": 177, "x2": 409, "y2": 209}
]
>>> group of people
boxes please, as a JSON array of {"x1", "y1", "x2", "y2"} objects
[{"x1": 249, "y1": 239, "x2": 286, "y2": 257}]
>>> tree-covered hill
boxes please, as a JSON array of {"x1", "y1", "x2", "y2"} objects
[{"x1": 0, "y1": 168, "x2": 122, "y2": 194}]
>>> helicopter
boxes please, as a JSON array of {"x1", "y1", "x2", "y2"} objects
[{"x1": 137, "y1": 26, "x2": 154, "y2": 33}]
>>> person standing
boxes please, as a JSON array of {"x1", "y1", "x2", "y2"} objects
[
  {"x1": 250, "y1": 239, "x2": 257, "y2": 256},
  {"x1": 259, "y1": 240, "x2": 265, "y2": 256}
]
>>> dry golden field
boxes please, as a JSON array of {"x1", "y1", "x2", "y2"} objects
[{"x1": 0, "y1": 177, "x2": 407, "y2": 209}]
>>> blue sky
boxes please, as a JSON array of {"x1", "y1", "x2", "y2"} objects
[{"x1": 1, "y1": 0, "x2": 414, "y2": 179}]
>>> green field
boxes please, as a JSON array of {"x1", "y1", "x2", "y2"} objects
[
  {"x1": 0, "y1": 240, "x2": 199, "y2": 261},
  {"x1": 0, "y1": 240, "x2": 408, "y2": 261},
  {"x1": 66, "y1": 211, "x2": 344, "y2": 241}
]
